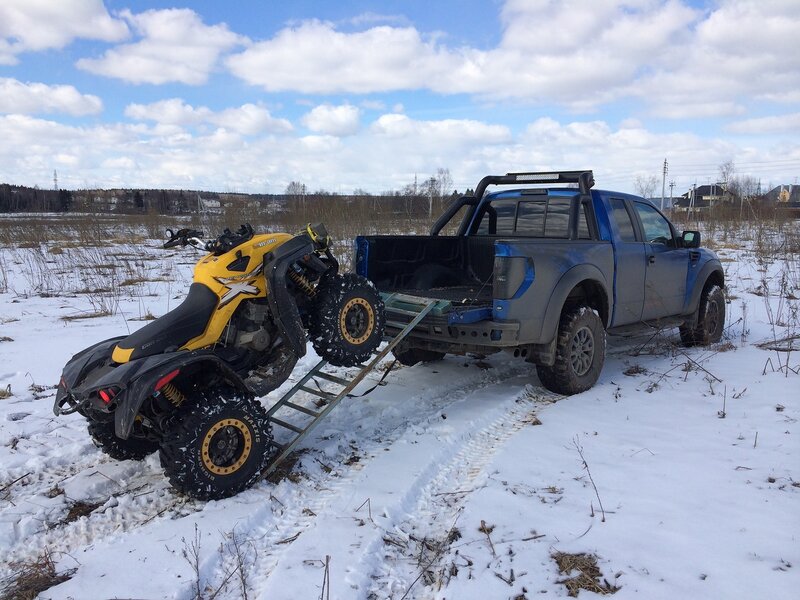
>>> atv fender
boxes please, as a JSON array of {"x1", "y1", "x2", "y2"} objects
[
  {"x1": 114, "y1": 351, "x2": 251, "y2": 439},
  {"x1": 263, "y1": 235, "x2": 317, "y2": 357},
  {"x1": 54, "y1": 336, "x2": 125, "y2": 415}
]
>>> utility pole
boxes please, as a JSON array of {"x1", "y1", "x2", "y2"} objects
[
  {"x1": 669, "y1": 180, "x2": 675, "y2": 211},
  {"x1": 660, "y1": 158, "x2": 668, "y2": 211}
]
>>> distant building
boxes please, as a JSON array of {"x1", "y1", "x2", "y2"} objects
[
  {"x1": 673, "y1": 184, "x2": 737, "y2": 212},
  {"x1": 198, "y1": 195, "x2": 222, "y2": 213},
  {"x1": 765, "y1": 184, "x2": 800, "y2": 204}
]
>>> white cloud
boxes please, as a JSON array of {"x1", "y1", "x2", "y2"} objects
[
  {"x1": 214, "y1": 103, "x2": 293, "y2": 135},
  {"x1": 226, "y1": 20, "x2": 460, "y2": 94},
  {"x1": 0, "y1": 78, "x2": 102, "y2": 116},
  {"x1": 727, "y1": 112, "x2": 800, "y2": 135},
  {"x1": 125, "y1": 98, "x2": 211, "y2": 126},
  {"x1": 2, "y1": 111, "x2": 798, "y2": 198},
  {"x1": 302, "y1": 104, "x2": 361, "y2": 136},
  {"x1": 124, "y1": 98, "x2": 292, "y2": 135},
  {"x1": 77, "y1": 9, "x2": 244, "y2": 85},
  {"x1": 224, "y1": 1, "x2": 800, "y2": 119},
  {"x1": 0, "y1": 0, "x2": 128, "y2": 65}
]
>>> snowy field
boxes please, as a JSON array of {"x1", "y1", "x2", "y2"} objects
[{"x1": 0, "y1": 221, "x2": 798, "y2": 599}]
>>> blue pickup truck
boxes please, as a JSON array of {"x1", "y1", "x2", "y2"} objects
[{"x1": 355, "y1": 170, "x2": 725, "y2": 395}]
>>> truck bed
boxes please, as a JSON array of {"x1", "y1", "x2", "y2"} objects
[{"x1": 393, "y1": 285, "x2": 493, "y2": 307}]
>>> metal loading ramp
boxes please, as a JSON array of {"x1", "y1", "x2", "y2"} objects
[{"x1": 260, "y1": 294, "x2": 448, "y2": 478}]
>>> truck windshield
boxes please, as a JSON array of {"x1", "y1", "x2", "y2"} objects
[{"x1": 472, "y1": 194, "x2": 591, "y2": 238}]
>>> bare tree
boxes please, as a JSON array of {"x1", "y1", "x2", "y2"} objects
[{"x1": 633, "y1": 175, "x2": 658, "y2": 199}]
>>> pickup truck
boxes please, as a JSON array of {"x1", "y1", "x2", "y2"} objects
[{"x1": 355, "y1": 170, "x2": 725, "y2": 395}]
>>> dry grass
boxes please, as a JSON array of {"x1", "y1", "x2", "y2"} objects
[
  {"x1": 552, "y1": 551, "x2": 620, "y2": 597},
  {"x1": 0, "y1": 549, "x2": 77, "y2": 600},
  {"x1": 61, "y1": 499, "x2": 103, "y2": 525},
  {"x1": 0, "y1": 385, "x2": 12, "y2": 399}
]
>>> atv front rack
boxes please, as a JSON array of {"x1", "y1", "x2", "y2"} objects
[{"x1": 260, "y1": 294, "x2": 448, "y2": 479}]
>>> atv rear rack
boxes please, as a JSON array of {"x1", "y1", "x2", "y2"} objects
[{"x1": 260, "y1": 294, "x2": 448, "y2": 479}]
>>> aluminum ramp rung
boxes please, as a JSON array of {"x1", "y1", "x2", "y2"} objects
[
  {"x1": 259, "y1": 297, "x2": 447, "y2": 480},
  {"x1": 283, "y1": 400, "x2": 320, "y2": 417}
]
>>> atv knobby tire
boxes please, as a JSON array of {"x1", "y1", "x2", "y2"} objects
[
  {"x1": 536, "y1": 306, "x2": 606, "y2": 395},
  {"x1": 393, "y1": 347, "x2": 445, "y2": 366},
  {"x1": 159, "y1": 388, "x2": 274, "y2": 500},
  {"x1": 680, "y1": 284, "x2": 725, "y2": 347},
  {"x1": 309, "y1": 273, "x2": 385, "y2": 367},
  {"x1": 88, "y1": 420, "x2": 158, "y2": 461}
]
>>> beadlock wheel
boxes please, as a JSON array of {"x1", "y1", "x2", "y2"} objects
[
  {"x1": 339, "y1": 297, "x2": 375, "y2": 345},
  {"x1": 159, "y1": 387, "x2": 274, "y2": 500},
  {"x1": 309, "y1": 273, "x2": 385, "y2": 367}
]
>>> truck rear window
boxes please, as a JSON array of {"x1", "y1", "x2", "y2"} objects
[{"x1": 474, "y1": 196, "x2": 591, "y2": 238}]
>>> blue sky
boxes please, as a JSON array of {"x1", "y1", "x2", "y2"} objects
[{"x1": 0, "y1": 0, "x2": 798, "y2": 195}]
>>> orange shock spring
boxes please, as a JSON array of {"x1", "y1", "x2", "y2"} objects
[
  {"x1": 288, "y1": 269, "x2": 317, "y2": 297},
  {"x1": 161, "y1": 382, "x2": 185, "y2": 407}
]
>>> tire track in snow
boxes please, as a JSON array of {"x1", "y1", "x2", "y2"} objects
[
  {"x1": 0, "y1": 456, "x2": 196, "y2": 579},
  {"x1": 206, "y1": 359, "x2": 535, "y2": 598},
  {"x1": 361, "y1": 385, "x2": 562, "y2": 599}
]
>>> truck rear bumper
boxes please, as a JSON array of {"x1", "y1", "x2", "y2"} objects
[{"x1": 385, "y1": 308, "x2": 520, "y2": 347}]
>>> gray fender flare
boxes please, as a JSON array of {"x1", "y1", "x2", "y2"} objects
[
  {"x1": 114, "y1": 353, "x2": 251, "y2": 439},
  {"x1": 683, "y1": 260, "x2": 724, "y2": 318},
  {"x1": 539, "y1": 264, "x2": 612, "y2": 344}
]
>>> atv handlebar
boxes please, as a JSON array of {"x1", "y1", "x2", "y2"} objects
[{"x1": 164, "y1": 228, "x2": 204, "y2": 249}]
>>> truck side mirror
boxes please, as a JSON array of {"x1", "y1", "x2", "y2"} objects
[{"x1": 682, "y1": 230, "x2": 701, "y2": 248}]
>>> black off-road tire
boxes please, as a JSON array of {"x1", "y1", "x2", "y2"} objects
[
  {"x1": 309, "y1": 273, "x2": 385, "y2": 367},
  {"x1": 536, "y1": 306, "x2": 606, "y2": 395},
  {"x1": 159, "y1": 388, "x2": 274, "y2": 500},
  {"x1": 393, "y1": 347, "x2": 445, "y2": 366},
  {"x1": 88, "y1": 420, "x2": 158, "y2": 461},
  {"x1": 680, "y1": 284, "x2": 725, "y2": 347}
]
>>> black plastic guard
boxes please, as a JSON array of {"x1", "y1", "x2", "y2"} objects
[
  {"x1": 263, "y1": 236, "x2": 315, "y2": 357},
  {"x1": 113, "y1": 351, "x2": 251, "y2": 439}
]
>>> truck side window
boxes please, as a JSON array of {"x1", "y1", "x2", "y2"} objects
[
  {"x1": 634, "y1": 202, "x2": 673, "y2": 245},
  {"x1": 578, "y1": 203, "x2": 592, "y2": 239},
  {"x1": 475, "y1": 200, "x2": 517, "y2": 235},
  {"x1": 609, "y1": 198, "x2": 637, "y2": 242},
  {"x1": 544, "y1": 197, "x2": 570, "y2": 237},
  {"x1": 516, "y1": 199, "x2": 546, "y2": 236}
]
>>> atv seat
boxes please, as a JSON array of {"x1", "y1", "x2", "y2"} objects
[{"x1": 112, "y1": 283, "x2": 218, "y2": 363}]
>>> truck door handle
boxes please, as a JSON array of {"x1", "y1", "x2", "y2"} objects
[{"x1": 648, "y1": 255, "x2": 656, "y2": 264}]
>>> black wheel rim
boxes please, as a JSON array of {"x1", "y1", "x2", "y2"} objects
[
  {"x1": 201, "y1": 418, "x2": 252, "y2": 476},
  {"x1": 570, "y1": 326, "x2": 595, "y2": 377},
  {"x1": 339, "y1": 298, "x2": 374, "y2": 345},
  {"x1": 706, "y1": 299, "x2": 721, "y2": 336}
]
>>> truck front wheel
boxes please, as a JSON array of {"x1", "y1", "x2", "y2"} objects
[
  {"x1": 537, "y1": 306, "x2": 606, "y2": 395},
  {"x1": 680, "y1": 285, "x2": 725, "y2": 347}
]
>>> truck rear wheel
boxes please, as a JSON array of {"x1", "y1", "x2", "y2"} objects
[
  {"x1": 680, "y1": 285, "x2": 725, "y2": 347},
  {"x1": 309, "y1": 273, "x2": 385, "y2": 367},
  {"x1": 88, "y1": 420, "x2": 158, "y2": 461},
  {"x1": 159, "y1": 387, "x2": 273, "y2": 500},
  {"x1": 537, "y1": 306, "x2": 605, "y2": 395}
]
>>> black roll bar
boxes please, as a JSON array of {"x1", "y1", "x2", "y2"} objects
[{"x1": 432, "y1": 170, "x2": 595, "y2": 236}]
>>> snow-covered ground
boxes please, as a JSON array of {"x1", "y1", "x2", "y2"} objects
[{"x1": 0, "y1": 225, "x2": 798, "y2": 599}]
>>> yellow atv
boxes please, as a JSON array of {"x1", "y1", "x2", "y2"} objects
[{"x1": 54, "y1": 223, "x2": 385, "y2": 499}]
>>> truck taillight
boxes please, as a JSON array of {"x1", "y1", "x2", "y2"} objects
[{"x1": 494, "y1": 254, "x2": 535, "y2": 300}]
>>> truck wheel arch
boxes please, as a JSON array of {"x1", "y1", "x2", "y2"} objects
[
  {"x1": 685, "y1": 262, "x2": 724, "y2": 317},
  {"x1": 541, "y1": 266, "x2": 611, "y2": 344}
]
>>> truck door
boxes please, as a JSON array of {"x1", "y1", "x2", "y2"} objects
[
  {"x1": 608, "y1": 198, "x2": 646, "y2": 325},
  {"x1": 632, "y1": 201, "x2": 689, "y2": 320}
]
